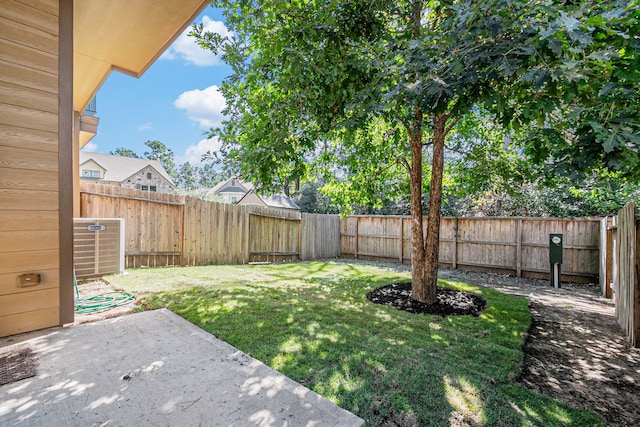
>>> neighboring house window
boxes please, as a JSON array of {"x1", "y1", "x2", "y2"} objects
[
  {"x1": 150, "y1": 185, "x2": 157, "y2": 192},
  {"x1": 147, "y1": 172, "x2": 152, "y2": 179},
  {"x1": 91, "y1": 171, "x2": 100, "y2": 178},
  {"x1": 141, "y1": 185, "x2": 148, "y2": 191},
  {"x1": 231, "y1": 196, "x2": 238, "y2": 203},
  {"x1": 82, "y1": 169, "x2": 100, "y2": 178},
  {"x1": 141, "y1": 185, "x2": 157, "y2": 192}
]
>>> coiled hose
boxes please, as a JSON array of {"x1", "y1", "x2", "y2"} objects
[{"x1": 74, "y1": 274, "x2": 135, "y2": 315}]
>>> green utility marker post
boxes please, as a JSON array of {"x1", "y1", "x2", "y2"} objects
[{"x1": 549, "y1": 234, "x2": 563, "y2": 288}]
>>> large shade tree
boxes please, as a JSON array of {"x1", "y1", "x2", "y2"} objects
[{"x1": 195, "y1": 0, "x2": 639, "y2": 304}]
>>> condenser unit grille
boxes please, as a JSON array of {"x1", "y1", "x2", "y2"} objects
[{"x1": 74, "y1": 218, "x2": 125, "y2": 278}]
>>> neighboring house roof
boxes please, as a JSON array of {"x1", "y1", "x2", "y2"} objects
[
  {"x1": 210, "y1": 176, "x2": 254, "y2": 195},
  {"x1": 238, "y1": 190, "x2": 301, "y2": 211},
  {"x1": 218, "y1": 186, "x2": 248, "y2": 193},
  {"x1": 261, "y1": 194, "x2": 301, "y2": 210},
  {"x1": 79, "y1": 151, "x2": 175, "y2": 185}
]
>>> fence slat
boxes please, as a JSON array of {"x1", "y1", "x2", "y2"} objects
[{"x1": 614, "y1": 203, "x2": 639, "y2": 347}]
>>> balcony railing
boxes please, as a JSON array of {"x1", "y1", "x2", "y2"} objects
[{"x1": 83, "y1": 96, "x2": 97, "y2": 117}]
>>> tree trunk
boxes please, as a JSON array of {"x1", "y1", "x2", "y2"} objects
[
  {"x1": 409, "y1": 111, "x2": 427, "y2": 303},
  {"x1": 421, "y1": 114, "x2": 449, "y2": 304}
]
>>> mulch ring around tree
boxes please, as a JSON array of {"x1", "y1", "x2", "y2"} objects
[{"x1": 366, "y1": 282, "x2": 486, "y2": 317}]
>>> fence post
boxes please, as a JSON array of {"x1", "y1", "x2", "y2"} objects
[
  {"x1": 399, "y1": 216, "x2": 403, "y2": 264},
  {"x1": 606, "y1": 224, "x2": 613, "y2": 298},
  {"x1": 516, "y1": 219, "x2": 522, "y2": 277},
  {"x1": 298, "y1": 214, "x2": 303, "y2": 260},
  {"x1": 452, "y1": 217, "x2": 458, "y2": 270},
  {"x1": 354, "y1": 216, "x2": 359, "y2": 260},
  {"x1": 600, "y1": 216, "x2": 607, "y2": 297},
  {"x1": 179, "y1": 200, "x2": 185, "y2": 266}
]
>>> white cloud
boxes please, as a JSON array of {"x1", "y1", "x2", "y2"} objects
[
  {"x1": 160, "y1": 16, "x2": 232, "y2": 67},
  {"x1": 174, "y1": 85, "x2": 226, "y2": 128},
  {"x1": 137, "y1": 122, "x2": 152, "y2": 131},
  {"x1": 82, "y1": 142, "x2": 98, "y2": 152},
  {"x1": 177, "y1": 137, "x2": 223, "y2": 165}
]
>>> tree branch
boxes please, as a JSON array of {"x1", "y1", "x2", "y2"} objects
[
  {"x1": 396, "y1": 155, "x2": 411, "y2": 172},
  {"x1": 445, "y1": 117, "x2": 459, "y2": 134}
]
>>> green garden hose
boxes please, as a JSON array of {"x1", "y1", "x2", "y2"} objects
[
  {"x1": 74, "y1": 292, "x2": 135, "y2": 315},
  {"x1": 74, "y1": 272, "x2": 135, "y2": 315}
]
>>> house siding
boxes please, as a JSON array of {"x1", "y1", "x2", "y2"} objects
[
  {"x1": 0, "y1": 0, "x2": 66, "y2": 336},
  {"x1": 122, "y1": 165, "x2": 174, "y2": 193},
  {"x1": 80, "y1": 163, "x2": 175, "y2": 193},
  {"x1": 212, "y1": 178, "x2": 250, "y2": 203},
  {"x1": 80, "y1": 159, "x2": 106, "y2": 178}
]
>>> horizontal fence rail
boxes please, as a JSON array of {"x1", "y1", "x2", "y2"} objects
[{"x1": 340, "y1": 215, "x2": 601, "y2": 283}]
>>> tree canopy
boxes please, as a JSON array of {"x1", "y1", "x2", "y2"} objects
[{"x1": 195, "y1": 0, "x2": 640, "y2": 303}]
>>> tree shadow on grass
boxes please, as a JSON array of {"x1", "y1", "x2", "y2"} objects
[{"x1": 137, "y1": 270, "x2": 602, "y2": 426}]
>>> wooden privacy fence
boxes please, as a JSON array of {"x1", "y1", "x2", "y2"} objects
[
  {"x1": 79, "y1": 182, "x2": 340, "y2": 269},
  {"x1": 611, "y1": 203, "x2": 639, "y2": 347},
  {"x1": 341, "y1": 215, "x2": 601, "y2": 282}
]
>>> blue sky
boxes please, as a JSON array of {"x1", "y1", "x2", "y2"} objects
[{"x1": 84, "y1": 6, "x2": 231, "y2": 166}]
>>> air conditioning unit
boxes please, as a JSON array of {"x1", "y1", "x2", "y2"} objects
[{"x1": 73, "y1": 218, "x2": 125, "y2": 278}]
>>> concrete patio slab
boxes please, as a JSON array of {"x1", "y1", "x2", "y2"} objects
[{"x1": 0, "y1": 309, "x2": 363, "y2": 426}]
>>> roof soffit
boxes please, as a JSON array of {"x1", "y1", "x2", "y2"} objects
[{"x1": 73, "y1": 0, "x2": 209, "y2": 112}]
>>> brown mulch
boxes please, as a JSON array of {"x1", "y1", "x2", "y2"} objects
[{"x1": 367, "y1": 282, "x2": 486, "y2": 316}]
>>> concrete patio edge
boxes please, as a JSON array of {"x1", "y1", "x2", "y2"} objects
[{"x1": 0, "y1": 308, "x2": 364, "y2": 426}]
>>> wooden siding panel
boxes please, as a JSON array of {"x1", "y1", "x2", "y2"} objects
[
  {"x1": 0, "y1": 59, "x2": 57, "y2": 94},
  {"x1": 0, "y1": 286, "x2": 59, "y2": 316},
  {"x1": 0, "y1": 15, "x2": 58, "y2": 52},
  {"x1": 14, "y1": 0, "x2": 59, "y2": 17},
  {"x1": 0, "y1": 80, "x2": 58, "y2": 113},
  {"x1": 0, "y1": 249, "x2": 59, "y2": 274},
  {"x1": 0, "y1": 123, "x2": 58, "y2": 152},
  {"x1": 0, "y1": 306, "x2": 59, "y2": 337},
  {"x1": 0, "y1": 166, "x2": 58, "y2": 191},
  {"x1": 0, "y1": 103, "x2": 58, "y2": 133},
  {"x1": 0, "y1": 229, "x2": 58, "y2": 253},
  {"x1": 0, "y1": 0, "x2": 60, "y2": 337},
  {"x1": 0, "y1": 210, "x2": 58, "y2": 231},
  {"x1": 0, "y1": 144, "x2": 58, "y2": 172},
  {"x1": 0, "y1": 37, "x2": 57, "y2": 73},
  {"x1": 1, "y1": 0, "x2": 58, "y2": 35},
  {"x1": 0, "y1": 189, "x2": 58, "y2": 211}
]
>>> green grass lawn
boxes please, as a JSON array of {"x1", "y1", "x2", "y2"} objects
[{"x1": 105, "y1": 260, "x2": 602, "y2": 426}]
